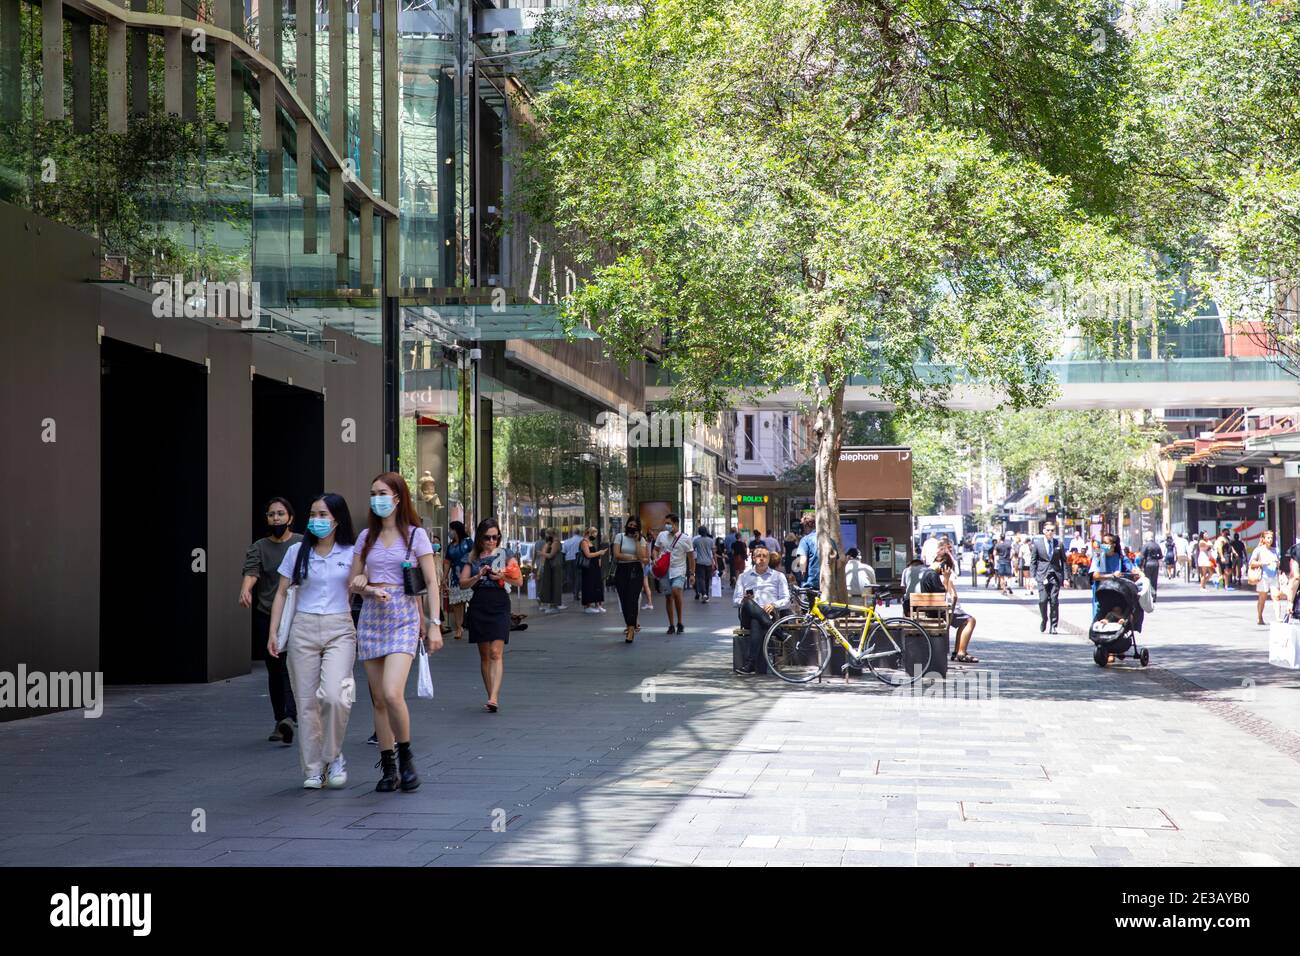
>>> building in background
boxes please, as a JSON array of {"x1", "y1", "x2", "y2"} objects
[
  {"x1": 730, "y1": 407, "x2": 816, "y2": 536},
  {"x1": 0, "y1": 0, "x2": 663, "y2": 717}
]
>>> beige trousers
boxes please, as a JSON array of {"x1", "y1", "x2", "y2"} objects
[{"x1": 285, "y1": 611, "x2": 357, "y2": 777}]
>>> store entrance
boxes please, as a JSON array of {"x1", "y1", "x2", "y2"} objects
[
  {"x1": 251, "y1": 375, "x2": 324, "y2": 659},
  {"x1": 100, "y1": 338, "x2": 208, "y2": 683}
]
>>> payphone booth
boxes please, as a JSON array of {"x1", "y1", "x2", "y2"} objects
[{"x1": 836, "y1": 446, "x2": 913, "y2": 593}]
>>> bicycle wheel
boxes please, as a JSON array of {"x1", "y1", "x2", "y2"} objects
[
  {"x1": 763, "y1": 615, "x2": 831, "y2": 684},
  {"x1": 861, "y1": 617, "x2": 933, "y2": 687}
]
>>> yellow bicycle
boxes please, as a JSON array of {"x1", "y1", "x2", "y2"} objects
[{"x1": 762, "y1": 587, "x2": 932, "y2": 686}]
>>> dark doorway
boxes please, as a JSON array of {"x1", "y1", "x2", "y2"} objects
[
  {"x1": 1281, "y1": 495, "x2": 1296, "y2": 550},
  {"x1": 100, "y1": 338, "x2": 208, "y2": 683},
  {"x1": 250, "y1": 376, "x2": 324, "y2": 659}
]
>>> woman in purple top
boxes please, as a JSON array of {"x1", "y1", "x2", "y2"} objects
[{"x1": 349, "y1": 472, "x2": 442, "y2": 793}]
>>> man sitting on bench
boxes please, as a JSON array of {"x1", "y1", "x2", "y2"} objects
[
  {"x1": 733, "y1": 545, "x2": 791, "y2": 674},
  {"x1": 912, "y1": 551, "x2": 979, "y2": 664}
]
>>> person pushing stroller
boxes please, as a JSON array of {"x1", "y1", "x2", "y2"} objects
[{"x1": 1088, "y1": 532, "x2": 1148, "y2": 667}]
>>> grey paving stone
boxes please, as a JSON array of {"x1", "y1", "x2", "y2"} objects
[{"x1": 2, "y1": 580, "x2": 1297, "y2": 867}]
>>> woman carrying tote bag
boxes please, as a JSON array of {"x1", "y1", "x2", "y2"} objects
[
  {"x1": 349, "y1": 472, "x2": 442, "y2": 794},
  {"x1": 268, "y1": 493, "x2": 358, "y2": 790}
]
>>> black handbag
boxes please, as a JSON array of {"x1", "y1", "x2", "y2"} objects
[{"x1": 402, "y1": 527, "x2": 428, "y2": 596}]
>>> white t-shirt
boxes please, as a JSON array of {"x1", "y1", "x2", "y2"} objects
[
  {"x1": 277, "y1": 541, "x2": 356, "y2": 615},
  {"x1": 655, "y1": 529, "x2": 693, "y2": 578},
  {"x1": 844, "y1": 559, "x2": 876, "y2": 596}
]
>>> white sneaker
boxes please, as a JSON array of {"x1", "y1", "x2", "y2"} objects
[
  {"x1": 326, "y1": 754, "x2": 347, "y2": 789},
  {"x1": 556, "y1": 604, "x2": 569, "y2": 611},
  {"x1": 584, "y1": 607, "x2": 601, "y2": 614},
  {"x1": 597, "y1": 606, "x2": 608, "y2": 613},
  {"x1": 542, "y1": 607, "x2": 558, "y2": 615},
  {"x1": 303, "y1": 774, "x2": 324, "y2": 789}
]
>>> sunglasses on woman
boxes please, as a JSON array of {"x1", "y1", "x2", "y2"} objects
[{"x1": 482, "y1": 534, "x2": 500, "y2": 541}]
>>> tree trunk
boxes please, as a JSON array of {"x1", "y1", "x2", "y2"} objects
[{"x1": 813, "y1": 381, "x2": 847, "y2": 602}]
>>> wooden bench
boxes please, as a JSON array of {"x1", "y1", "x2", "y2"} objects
[
  {"x1": 906, "y1": 593, "x2": 951, "y2": 677},
  {"x1": 907, "y1": 592, "x2": 952, "y2": 634}
]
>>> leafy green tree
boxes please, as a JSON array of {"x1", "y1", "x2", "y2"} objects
[
  {"x1": 1118, "y1": 0, "x2": 1300, "y2": 366},
  {"x1": 518, "y1": 0, "x2": 1149, "y2": 596}
]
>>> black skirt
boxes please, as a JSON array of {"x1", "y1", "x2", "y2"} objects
[
  {"x1": 582, "y1": 559, "x2": 605, "y2": 604},
  {"x1": 465, "y1": 584, "x2": 511, "y2": 644}
]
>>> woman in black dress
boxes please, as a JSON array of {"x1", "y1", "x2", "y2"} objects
[
  {"x1": 580, "y1": 526, "x2": 609, "y2": 613},
  {"x1": 460, "y1": 517, "x2": 511, "y2": 713}
]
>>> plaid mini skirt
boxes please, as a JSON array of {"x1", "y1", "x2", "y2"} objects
[{"x1": 357, "y1": 587, "x2": 421, "y2": 661}]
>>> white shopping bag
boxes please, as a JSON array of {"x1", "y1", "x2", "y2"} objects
[
  {"x1": 710, "y1": 575, "x2": 722, "y2": 598},
  {"x1": 1269, "y1": 622, "x2": 1300, "y2": 670},
  {"x1": 416, "y1": 642, "x2": 435, "y2": 698},
  {"x1": 1135, "y1": 575, "x2": 1155, "y2": 613},
  {"x1": 527, "y1": 577, "x2": 537, "y2": 600}
]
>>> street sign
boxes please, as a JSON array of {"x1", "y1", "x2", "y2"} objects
[{"x1": 1195, "y1": 483, "x2": 1265, "y2": 497}]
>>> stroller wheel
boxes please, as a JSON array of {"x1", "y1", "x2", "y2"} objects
[
  {"x1": 1093, "y1": 645, "x2": 1109, "y2": 668},
  {"x1": 1139, "y1": 648, "x2": 1150, "y2": 667}
]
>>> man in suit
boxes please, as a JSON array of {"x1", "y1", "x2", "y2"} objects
[{"x1": 1031, "y1": 522, "x2": 1066, "y2": 633}]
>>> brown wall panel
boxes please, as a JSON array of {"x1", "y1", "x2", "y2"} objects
[
  {"x1": 0, "y1": 205, "x2": 101, "y2": 719},
  {"x1": 0, "y1": 202, "x2": 383, "y2": 712}
]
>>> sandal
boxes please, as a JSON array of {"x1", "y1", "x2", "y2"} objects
[
  {"x1": 485, "y1": 701, "x2": 499, "y2": 713},
  {"x1": 956, "y1": 653, "x2": 980, "y2": 663}
]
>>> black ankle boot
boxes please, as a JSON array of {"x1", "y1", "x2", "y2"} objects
[
  {"x1": 375, "y1": 750, "x2": 398, "y2": 792},
  {"x1": 396, "y1": 741, "x2": 420, "y2": 792}
]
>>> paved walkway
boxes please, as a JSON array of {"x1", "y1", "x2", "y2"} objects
[{"x1": 1, "y1": 577, "x2": 1297, "y2": 866}]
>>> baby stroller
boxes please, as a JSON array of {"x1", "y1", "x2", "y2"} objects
[{"x1": 1089, "y1": 577, "x2": 1150, "y2": 668}]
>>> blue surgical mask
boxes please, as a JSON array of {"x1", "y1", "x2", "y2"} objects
[
  {"x1": 1101, "y1": 544, "x2": 1112, "y2": 554},
  {"x1": 370, "y1": 494, "x2": 396, "y2": 517},
  {"x1": 432, "y1": 542, "x2": 442, "y2": 553},
  {"x1": 307, "y1": 517, "x2": 333, "y2": 538}
]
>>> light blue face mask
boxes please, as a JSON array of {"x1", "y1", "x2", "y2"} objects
[
  {"x1": 370, "y1": 494, "x2": 396, "y2": 517},
  {"x1": 1101, "y1": 544, "x2": 1112, "y2": 554},
  {"x1": 307, "y1": 517, "x2": 334, "y2": 538}
]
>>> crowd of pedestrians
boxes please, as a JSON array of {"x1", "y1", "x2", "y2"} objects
[{"x1": 241, "y1": 479, "x2": 1296, "y2": 792}]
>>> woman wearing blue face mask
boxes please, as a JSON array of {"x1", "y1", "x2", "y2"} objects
[
  {"x1": 268, "y1": 494, "x2": 358, "y2": 790},
  {"x1": 1088, "y1": 532, "x2": 1142, "y2": 619},
  {"x1": 348, "y1": 472, "x2": 442, "y2": 793}
]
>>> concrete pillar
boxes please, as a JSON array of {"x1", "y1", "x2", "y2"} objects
[
  {"x1": 42, "y1": 0, "x2": 63, "y2": 121},
  {"x1": 70, "y1": 16, "x2": 90, "y2": 133},
  {"x1": 106, "y1": 19, "x2": 128, "y2": 133},
  {"x1": 0, "y1": 0, "x2": 19, "y2": 123},
  {"x1": 129, "y1": 0, "x2": 148, "y2": 117},
  {"x1": 165, "y1": 0, "x2": 182, "y2": 117},
  {"x1": 214, "y1": 0, "x2": 231, "y2": 122}
]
